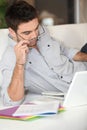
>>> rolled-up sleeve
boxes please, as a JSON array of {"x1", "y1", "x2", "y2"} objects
[
  {"x1": 1, "y1": 70, "x2": 24, "y2": 106},
  {"x1": 2, "y1": 88, "x2": 24, "y2": 106},
  {"x1": 60, "y1": 43, "x2": 79, "y2": 60}
]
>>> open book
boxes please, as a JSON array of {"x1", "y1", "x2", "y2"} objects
[
  {"x1": 0, "y1": 97, "x2": 59, "y2": 121},
  {"x1": 13, "y1": 101, "x2": 59, "y2": 117}
]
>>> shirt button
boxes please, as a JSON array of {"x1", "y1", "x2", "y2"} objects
[
  {"x1": 29, "y1": 61, "x2": 32, "y2": 64},
  {"x1": 61, "y1": 76, "x2": 63, "y2": 78},
  {"x1": 48, "y1": 45, "x2": 50, "y2": 47}
]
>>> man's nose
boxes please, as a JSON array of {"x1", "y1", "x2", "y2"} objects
[{"x1": 31, "y1": 30, "x2": 38, "y2": 38}]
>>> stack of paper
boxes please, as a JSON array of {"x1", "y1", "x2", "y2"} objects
[{"x1": 0, "y1": 100, "x2": 59, "y2": 121}]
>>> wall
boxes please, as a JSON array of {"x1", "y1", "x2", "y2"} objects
[{"x1": 35, "y1": 0, "x2": 74, "y2": 25}]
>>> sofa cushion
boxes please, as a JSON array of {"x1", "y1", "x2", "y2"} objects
[
  {"x1": 0, "y1": 29, "x2": 9, "y2": 85},
  {"x1": 47, "y1": 23, "x2": 87, "y2": 49}
]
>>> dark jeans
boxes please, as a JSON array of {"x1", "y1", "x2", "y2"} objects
[{"x1": 80, "y1": 43, "x2": 87, "y2": 53}]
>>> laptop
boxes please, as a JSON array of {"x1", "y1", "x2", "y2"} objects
[
  {"x1": 42, "y1": 71, "x2": 87, "y2": 108},
  {"x1": 63, "y1": 71, "x2": 87, "y2": 108}
]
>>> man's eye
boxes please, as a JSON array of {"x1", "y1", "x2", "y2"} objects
[{"x1": 23, "y1": 32, "x2": 31, "y2": 35}]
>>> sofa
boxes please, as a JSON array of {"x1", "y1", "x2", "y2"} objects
[{"x1": 0, "y1": 23, "x2": 87, "y2": 87}]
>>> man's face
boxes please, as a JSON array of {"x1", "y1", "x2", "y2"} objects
[{"x1": 11, "y1": 18, "x2": 39, "y2": 48}]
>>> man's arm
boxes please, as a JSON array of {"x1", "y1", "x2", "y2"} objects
[
  {"x1": 7, "y1": 64, "x2": 24, "y2": 101},
  {"x1": 73, "y1": 51, "x2": 87, "y2": 61},
  {"x1": 7, "y1": 40, "x2": 29, "y2": 101}
]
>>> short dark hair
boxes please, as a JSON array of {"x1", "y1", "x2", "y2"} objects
[{"x1": 5, "y1": 1, "x2": 38, "y2": 31}]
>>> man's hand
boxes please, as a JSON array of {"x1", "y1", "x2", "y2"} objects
[
  {"x1": 14, "y1": 40, "x2": 29, "y2": 65},
  {"x1": 73, "y1": 51, "x2": 87, "y2": 61}
]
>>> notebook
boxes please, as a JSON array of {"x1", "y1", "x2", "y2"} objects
[
  {"x1": 63, "y1": 71, "x2": 87, "y2": 108},
  {"x1": 42, "y1": 71, "x2": 87, "y2": 108},
  {"x1": 0, "y1": 105, "x2": 41, "y2": 121}
]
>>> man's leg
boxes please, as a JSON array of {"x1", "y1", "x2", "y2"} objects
[{"x1": 80, "y1": 43, "x2": 87, "y2": 53}]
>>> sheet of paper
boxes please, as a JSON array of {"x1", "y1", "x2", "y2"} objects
[{"x1": 13, "y1": 101, "x2": 59, "y2": 116}]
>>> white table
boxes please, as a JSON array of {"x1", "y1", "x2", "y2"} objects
[{"x1": 0, "y1": 94, "x2": 87, "y2": 130}]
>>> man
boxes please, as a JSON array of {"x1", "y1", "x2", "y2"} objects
[{"x1": 0, "y1": 1, "x2": 87, "y2": 106}]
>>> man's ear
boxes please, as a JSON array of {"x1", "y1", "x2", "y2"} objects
[{"x1": 8, "y1": 28, "x2": 16, "y2": 39}]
